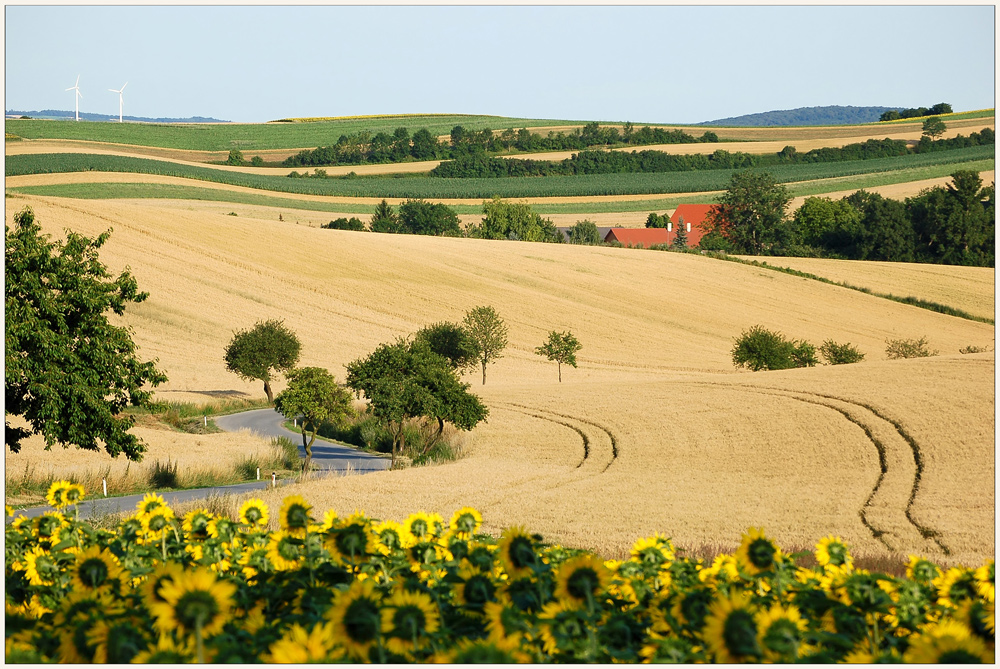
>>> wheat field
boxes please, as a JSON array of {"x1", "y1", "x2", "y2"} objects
[{"x1": 5, "y1": 193, "x2": 993, "y2": 563}]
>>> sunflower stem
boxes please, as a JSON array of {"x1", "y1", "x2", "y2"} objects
[{"x1": 195, "y1": 617, "x2": 205, "y2": 664}]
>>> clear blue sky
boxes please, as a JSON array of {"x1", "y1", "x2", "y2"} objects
[{"x1": 5, "y1": 5, "x2": 995, "y2": 124}]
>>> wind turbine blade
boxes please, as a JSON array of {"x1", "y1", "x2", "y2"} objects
[
  {"x1": 120, "y1": 82, "x2": 127, "y2": 91},
  {"x1": 110, "y1": 89, "x2": 119, "y2": 93},
  {"x1": 75, "y1": 75, "x2": 80, "y2": 86}
]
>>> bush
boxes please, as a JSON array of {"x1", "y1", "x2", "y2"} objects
[
  {"x1": 226, "y1": 149, "x2": 245, "y2": 166},
  {"x1": 731, "y1": 325, "x2": 800, "y2": 371},
  {"x1": 271, "y1": 436, "x2": 301, "y2": 469},
  {"x1": 791, "y1": 340, "x2": 818, "y2": 368},
  {"x1": 233, "y1": 455, "x2": 262, "y2": 480},
  {"x1": 147, "y1": 459, "x2": 179, "y2": 489},
  {"x1": 250, "y1": 155, "x2": 264, "y2": 167},
  {"x1": 959, "y1": 344, "x2": 991, "y2": 354},
  {"x1": 885, "y1": 336, "x2": 937, "y2": 360},
  {"x1": 322, "y1": 217, "x2": 366, "y2": 231},
  {"x1": 820, "y1": 340, "x2": 866, "y2": 365}
]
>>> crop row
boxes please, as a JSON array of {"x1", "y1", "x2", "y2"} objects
[
  {"x1": 4, "y1": 115, "x2": 590, "y2": 151},
  {"x1": 6, "y1": 146, "x2": 994, "y2": 200}
]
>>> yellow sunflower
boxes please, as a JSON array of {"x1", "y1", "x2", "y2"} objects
[
  {"x1": 278, "y1": 495, "x2": 313, "y2": 536},
  {"x1": 403, "y1": 510, "x2": 442, "y2": 542},
  {"x1": 140, "y1": 562, "x2": 185, "y2": 610},
  {"x1": 702, "y1": 592, "x2": 762, "y2": 663},
  {"x1": 325, "y1": 512, "x2": 372, "y2": 564},
  {"x1": 86, "y1": 616, "x2": 149, "y2": 663},
  {"x1": 975, "y1": 560, "x2": 995, "y2": 603},
  {"x1": 434, "y1": 637, "x2": 530, "y2": 663},
  {"x1": 32, "y1": 511, "x2": 67, "y2": 545},
  {"x1": 554, "y1": 553, "x2": 612, "y2": 610},
  {"x1": 265, "y1": 530, "x2": 306, "y2": 571},
  {"x1": 497, "y1": 526, "x2": 537, "y2": 580},
  {"x1": 380, "y1": 589, "x2": 440, "y2": 656},
  {"x1": 699, "y1": 554, "x2": 740, "y2": 584},
  {"x1": 264, "y1": 621, "x2": 341, "y2": 663},
  {"x1": 453, "y1": 564, "x2": 498, "y2": 612},
  {"x1": 936, "y1": 567, "x2": 979, "y2": 609},
  {"x1": 141, "y1": 505, "x2": 175, "y2": 540},
  {"x1": 69, "y1": 546, "x2": 125, "y2": 593},
  {"x1": 236, "y1": 497, "x2": 268, "y2": 528},
  {"x1": 135, "y1": 492, "x2": 168, "y2": 517},
  {"x1": 131, "y1": 634, "x2": 200, "y2": 663},
  {"x1": 325, "y1": 579, "x2": 383, "y2": 660},
  {"x1": 906, "y1": 554, "x2": 942, "y2": 583},
  {"x1": 372, "y1": 519, "x2": 412, "y2": 554},
  {"x1": 537, "y1": 600, "x2": 590, "y2": 655},
  {"x1": 46, "y1": 480, "x2": 84, "y2": 509},
  {"x1": 815, "y1": 535, "x2": 853, "y2": 569},
  {"x1": 181, "y1": 508, "x2": 215, "y2": 541},
  {"x1": 957, "y1": 599, "x2": 996, "y2": 642},
  {"x1": 448, "y1": 507, "x2": 483, "y2": 538},
  {"x1": 735, "y1": 527, "x2": 781, "y2": 576},
  {"x1": 755, "y1": 604, "x2": 807, "y2": 662},
  {"x1": 150, "y1": 567, "x2": 237, "y2": 638},
  {"x1": 903, "y1": 619, "x2": 995, "y2": 663},
  {"x1": 483, "y1": 597, "x2": 529, "y2": 646},
  {"x1": 23, "y1": 545, "x2": 59, "y2": 586},
  {"x1": 630, "y1": 533, "x2": 675, "y2": 568}
]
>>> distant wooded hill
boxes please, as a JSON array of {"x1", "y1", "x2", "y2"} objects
[
  {"x1": 5, "y1": 109, "x2": 229, "y2": 123},
  {"x1": 700, "y1": 106, "x2": 899, "y2": 127}
]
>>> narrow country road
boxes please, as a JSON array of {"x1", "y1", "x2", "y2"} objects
[
  {"x1": 8, "y1": 409, "x2": 389, "y2": 523},
  {"x1": 213, "y1": 408, "x2": 390, "y2": 473}
]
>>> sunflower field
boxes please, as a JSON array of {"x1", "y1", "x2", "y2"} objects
[{"x1": 5, "y1": 482, "x2": 995, "y2": 663}]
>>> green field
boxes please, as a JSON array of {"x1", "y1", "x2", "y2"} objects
[
  {"x1": 5, "y1": 115, "x2": 600, "y2": 151},
  {"x1": 9, "y1": 155, "x2": 994, "y2": 216},
  {"x1": 7, "y1": 146, "x2": 993, "y2": 199}
]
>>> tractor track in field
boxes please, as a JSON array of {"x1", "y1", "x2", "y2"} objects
[
  {"x1": 442, "y1": 403, "x2": 617, "y2": 516},
  {"x1": 689, "y1": 381, "x2": 947, "y2": 556}
]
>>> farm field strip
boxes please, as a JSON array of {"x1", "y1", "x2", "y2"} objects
[{"x1": 6, "y1": 146, "x2": 993, "y2": 199}]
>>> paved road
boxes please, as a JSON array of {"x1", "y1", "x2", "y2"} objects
[
  {"x1": 214, "y1": 408, "x2": 390, "y2": 473},
  {"x1": 8, "y1": 409, "x2": 389, "y2": 523}
]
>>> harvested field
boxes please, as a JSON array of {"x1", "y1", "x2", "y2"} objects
[
  {"x1": 735, "y1": 255, "x2": 995, "y2": 323},
  {"x1": 6, "y1": 193, "x2": 992, "y2": 564}
]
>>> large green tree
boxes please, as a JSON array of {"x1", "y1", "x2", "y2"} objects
[
  {"x1": 568, "y1": 220, "x2": 601, "y2": 245},
  {"x1": 473, "y1": 197, "x2": 562, "y2": 243},
  {"x1": 398, "y1": 199, "x2": 461, "y2": 236},
  {"x1": 704, "y1": 170, "x2": 793, "y2": 254},
  {"x1": 909, "y1": 171, "x2": 994, "y2": 266},
  {"x1": 274, "y1": 367, "x2": 355, "y2": 473},
  {"x1": 922, "y1": 116, "x2": 947, "y2": 140},
  {"x1": 369, "y1": 199, "x2": 399, "y2": 233},
  {"x1": 414, "y1": 322, "x2": 476, "y2": 371},
  {"x1": 534, "y1": 331, "x2": 582, "y2": 382},
  {"x1": 345, "y1": 339, "x2": 488, "y2": 469},
  {"x1": 462, "y1": 306, "x2": 509, "y2": 385},
  {"x1": 5, "y1": 207, "x2": 167, "y2": 460},
  {"x1": 224, "y1": 320, "x2": 301, "y2": 402}
]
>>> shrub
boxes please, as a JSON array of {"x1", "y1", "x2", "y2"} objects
[
  {"x1": 885, "y1": 336, "x2": 937, "y2": 360},
  {"x1": 147, "y1": 459, "x2": 179, "y2": 489},
  {"x1": 271, "y1": 436, "x2": 301, "y2": 469},
  {"x1": 233, "y1": 454, "x2": 262, "y2": 480},
  {"x1": 322, "y1": 217, "x2": 366, "y2": 231},
  {"x1": 791, "y1": 340, "x2": 818, "y2": 368},
  {"x1": 731, "y1": 325, "x2": 798, "y2": 371},
  {"x1": 226, "y1": 149, "x2": 245, "y2": 166},
  {"x1": 959, "y1": 344, "x2": 991, "y2": 354},
  {"x1": 250, "y1": 155, "x2": 264, "y2": 167},
  {"x1": 820, "y1": 340, "x2": 866, "y2": 365}
]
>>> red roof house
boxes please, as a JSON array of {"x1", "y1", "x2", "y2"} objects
[
  {"x1": 603, "y1": 228, "x2": 672, "y2": 248},
  {"x1": 667, "y1": 204, "x2": 713, "y2": 247}
]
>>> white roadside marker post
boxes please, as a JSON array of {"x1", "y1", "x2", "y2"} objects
[
  {"x1": 257, "y1": 467, "x2": 260, "y2": 480},
  {"x1": 272, "y1": 472, "x2": 276, "y2": 488},
  {"x1": 204, "y1": 416, "x2": 207, "y2": 427},
  {"x1": 103, "y1": 478, "x2": 107, "y2": 497}
]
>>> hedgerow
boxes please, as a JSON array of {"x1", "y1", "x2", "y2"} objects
[{"x1": 5, "y1": 482, "x2": 995, "y2": 663}]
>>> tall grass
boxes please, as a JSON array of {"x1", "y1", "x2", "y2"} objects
[{"x1": 7, "y1": 145, "x2": 993, "y2": 199}]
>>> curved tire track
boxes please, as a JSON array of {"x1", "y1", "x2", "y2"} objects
[{"x1": 507, "y1": 403, "x2": 620, "y2": 472}]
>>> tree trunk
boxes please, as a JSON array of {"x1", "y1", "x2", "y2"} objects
[
  {"x1": 263, "y1": 380, "x2": 274, "y2": 403},
  {"x1": 558, "y1": 361, "x2": 562, "y2": 383},
  {"x1": 301, "y1": 423, "x2": 314, "y2": 474},
  {"x1": 481, "y1": 360, "x2": 487, "y2": 385}
]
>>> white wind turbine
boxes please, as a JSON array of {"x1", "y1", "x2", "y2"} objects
[
  {"x1": 109, "y1": 82, "x2": 127, "y2": 122},
  {"x1": 66, "y1": 75, "x2": 83, "y2": 121}
]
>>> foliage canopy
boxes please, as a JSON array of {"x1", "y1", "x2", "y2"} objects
[
  {"x1": 224, "y1": 320, "x2": 301, "y2": 402},
  {"x1": 5, "y1": 207, "x2": 167, "y2": 460},
  {"x1": 273, "y1": 367, "x2": 355, "y2": 473}
]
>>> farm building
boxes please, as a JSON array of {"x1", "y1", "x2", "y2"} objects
[
  {"x1": 603, "y1": 228, "x2": 672, "y2": 248},
  {"x1": 667, "y1": 204, "x2": 712, "y2": 247}
]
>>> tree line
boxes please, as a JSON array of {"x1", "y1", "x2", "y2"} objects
[
  {"x1": 281, "y1": 122, "x2": 719, "y2": 168},
  {"x1": 879, "y1": 103, "x2": 952, "y2": 122},
  {"x1": 429, "y1": 129, "x2": 994, "y2": 179},
  {"x1": 701, "y1": 169, "x2": 994, "y2": 266}
]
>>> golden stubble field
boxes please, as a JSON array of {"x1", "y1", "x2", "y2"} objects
[{"x1": 5, "y1": 194, "x2": 994, "y2": 563}]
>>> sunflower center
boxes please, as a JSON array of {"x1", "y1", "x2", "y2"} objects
[
  {"x1": 722, "y1": 609, "x2": 761, "y2": 659},
  {"x1": 148, "y1": 515, "x2": 168, "y2": 532},
  {"x1": 747, "y1": 538, "x2": 776, "y2": 570},
  {"x1": 278, "y1": 537, "x2": 302, "y2": 561},
  {"x1": 937, "y1": 648, "x2": 982, "y2": 663},
  {"x1": 762, "y1": 618, "x2": 800, "y2": 657},
  {"x1": 104, "y1": 623, "x2": 147, "y2": 663},
  {"x1": 410, "y1": 519, "x2": 428, "y2": 539},
  {"x1": 335, "y1": 525, "x2": 368, "y2": 558},
  {"x1": 174, "y1": 590, "x2": 221, "y2": 631},
  {"x1": 244, "y1": 507, "x2": 263, "y2": 524},
  {"x1": 285, "y1": 505, "x2": 309, "y2": 530},
  {"x1": 462, "y1": 576, "x2": 496, "y2": 609},
  {"x1": 454, "y1": 513, "x2": 477, "y2": 535},
  {"x1": 507, "y1": 536, "x2": 536, "y2": 570},
  {"x1": 37, "y1": 517, "x2": 59, "y2": 537},
  {"x1": 826, "y1": 543, "x2": 849, "y2": 566},
  {"x1": 78, "y1": 557, "x2": 111, "y2": 588},
  {"x1": 379, "y1": 530, "x2": 401, "y2": 551},
  {"x1": 344, "y1": 599, "x2": 381, "y2": 643},
  {"x1": 392, "y1": 605, "x2": 427, "y2": 638},
  {"x1": 566, "y1": 567, "x2": 600, "y2": 601}
]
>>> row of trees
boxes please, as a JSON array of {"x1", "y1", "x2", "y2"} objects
[
  {"x1": 701, "y1": 169, "x2": 995, "y2": 266},
  {"x1": 429, "y1": 129, "x2": 993, "y2": 179},
  {"x1": 282, "y1": 123, "x2": 718, "y2": 168},
  {"x1": 879, "y1": 103, "x2": 952, "y2": 122}
]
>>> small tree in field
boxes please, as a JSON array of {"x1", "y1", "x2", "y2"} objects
[
  {"x1": 731, "y1": 325, "x2": 818, "y2": 371},
  {"x1": 274, "y1": 367, "x2": 355, "y2": 474},
  {"x1": 463, "y1": 306, "x2": 508, "y2": 385},
  {"x1": 414, "y1": 322, "x2": 476, "y2": 371},
  {"x1": 672, "y1": 217, "x2": 689, "y2": 249},
  {"x1": 922, "y1": 117, "x2": 946, "y2": 140},
  {"x1": 820, "y1": 340, "x2": 866, "y2": 365},
  {"x1": 885, "y1": 336, "x2": 937, "y2": 360},
  {"x1": 224, "y1": 320, "x2": 301, "y2": 402},
  {"x1": 535, "y1": 331, "x2": 582, "y2": 382}
]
